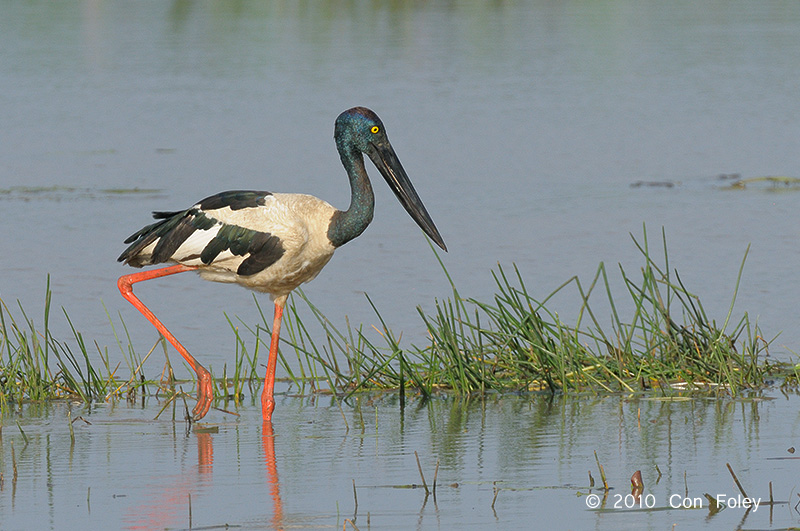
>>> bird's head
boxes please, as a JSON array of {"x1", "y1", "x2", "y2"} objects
[
  {"x1": 334, "y1": 106, "x2": 447, "y2": 252},
  {"x1": 334, "y1": 107, "x2": 388, "y2": 154}
]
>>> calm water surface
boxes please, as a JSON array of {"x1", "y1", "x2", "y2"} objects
[
  {"x1": 2, "y1": 0, "x2": 800, "y2": 529},
  {"x1": 2, "y1": 393, "x2": 800, "y2": 530}
]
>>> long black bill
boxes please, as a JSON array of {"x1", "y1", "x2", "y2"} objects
[{"x1": 366, "y1": 141, "x2": 447, "y2": 252}]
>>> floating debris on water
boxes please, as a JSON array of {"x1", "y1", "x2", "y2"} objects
[
  {"x1": 629, "y1": 173, "x2": 800, "y2": 191},
  {"x1": 721, "y1": 175, "x2": 800, "y2": 191},
  {"x1": 0, "y1": 186, "x2": 165, "y2": 201},
  {"x1": 630, "y1": 180, "x2": 676, "y2": 188}
]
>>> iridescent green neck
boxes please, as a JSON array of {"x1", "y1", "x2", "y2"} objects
[{"x1": 327, "y1": 146, "x2": 375, "y2": 248}]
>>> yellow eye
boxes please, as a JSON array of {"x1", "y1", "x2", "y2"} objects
[{"x1": 371, "y1": 126, "x2": 380, "y2": 134}]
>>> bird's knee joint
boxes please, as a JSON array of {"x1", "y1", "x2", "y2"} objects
[{"x1": 117, "y1": 276, "x2": 134, "y2": 295}]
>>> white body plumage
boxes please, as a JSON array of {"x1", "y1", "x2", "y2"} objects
[{"x1": 122, "y1": 192, "x2": 339, "y2": 302}]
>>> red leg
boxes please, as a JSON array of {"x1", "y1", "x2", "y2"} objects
[
  {"x1": 118, "y1": 264, "x2": 213, "y2": 421},
  {"x1": 261, "y1": 297, "x2": 286, "y2": 421}
]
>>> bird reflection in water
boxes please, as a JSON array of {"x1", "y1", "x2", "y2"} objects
[
  {"x1": 122, "y1": 422, "x2": 284, "y2": 529},
  {"x1": 262, "y1": 421, "x2": 285, "y2": 529}
]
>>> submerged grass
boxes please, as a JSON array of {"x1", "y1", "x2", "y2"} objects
[{"x1": 0, "y1": 227, "x2": 789, "y2": 414}]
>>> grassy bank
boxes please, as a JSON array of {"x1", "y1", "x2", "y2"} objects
[
  {"x1": 0, "y1": 228, "x2": 792, "y2": 414},
  {"x1": 272, "y1": 228, "x2": 785, "y2": 400}
]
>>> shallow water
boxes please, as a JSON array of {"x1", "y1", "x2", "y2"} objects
[
  {"x1": 3, "y1": 0, "x2": 800, "y2": 361},
  {"x1": 2, "y1": 392, "x2": 800, "y2": 530},
  {"x1": 3, "y1": 0, "x2": 800, "y2": 528}
]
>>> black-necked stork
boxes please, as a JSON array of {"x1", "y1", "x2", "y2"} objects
[{"x1": 117, "y1": 107, "x2": 447, "y2": 422}]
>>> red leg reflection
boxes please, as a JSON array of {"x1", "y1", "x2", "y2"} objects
[
  {"x1": 122, "y1": 429, "x2": 215, "y2": 529},
  {"x1": 263, "y1": 421, "x2": 284, "y2": 529},
  {"x1": 196, "y1": 431, "x2": 214, "y2": 473}
]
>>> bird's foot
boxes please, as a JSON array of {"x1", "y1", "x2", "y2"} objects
[{"x1": 192, "y1": 367, "x2": 214, "y2": 421}]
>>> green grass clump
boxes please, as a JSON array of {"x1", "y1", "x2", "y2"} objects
[
  {"x1": 267, "y1": 227, "x2": 781, "y2": 399},
  {"x1": 0, "y1": 278, "x2": 121, "y2": 410},
  {"x1": 0, "y1": 227, "x2": 786, "y2": 416}
]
